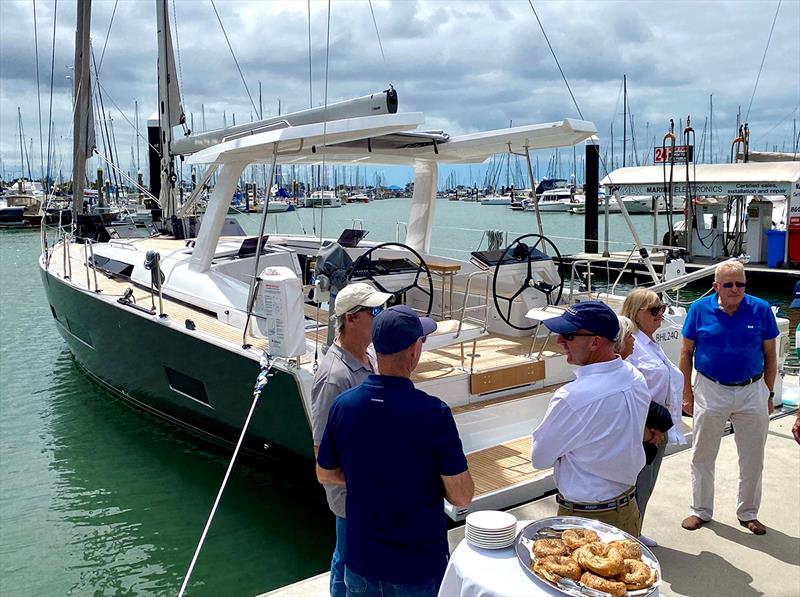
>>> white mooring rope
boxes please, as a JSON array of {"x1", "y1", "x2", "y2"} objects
[{"x1": 177, "y1": 355, "x2": 274, "y2": 597}]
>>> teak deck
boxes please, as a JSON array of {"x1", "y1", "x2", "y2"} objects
[
  {"x1": 51, "y1": 239, "x2": 555, "y2": 374},
  {"x1": 467, "y1": 418, "x2": 697, "y2": 498},
  {"x1": 467, "y1": 436, "x2": 547, "y2": 497},
  {"x1": 49, "y1": 239, "x2": 268, "y2": 353}
]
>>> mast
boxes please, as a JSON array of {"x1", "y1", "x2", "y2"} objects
[
  {"x1": 135, "y1": 99, "x2": 140, "y2": 173},
  {"x1": 610, "y1": 122, "x2": 614, "y2": 170},
  {"x1": 18, "y1": 107, "x2": 24, "y2": 181},
  {"x1": 71, "y1": 0, "x2": 94, "y2": 214},
  {"x1": 622, "y1": 74, "x2": 627, "y2": 168},
  {"x1": 155, "y1": 0, "x2": 185, "y2": 222},
  {"x1": 709, "y1": 94, "x2": 713, "y2": 164}
]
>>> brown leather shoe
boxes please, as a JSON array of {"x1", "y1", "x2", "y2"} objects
[
  {"x1": 739, "y1": 518, "x2": 767, "y2": 535},
  {"x1": 681, "y1": 515, "x2": 707, "y2": 530}
]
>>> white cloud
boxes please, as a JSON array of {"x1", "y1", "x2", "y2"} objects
[{"x1": 1, "y1": 0, "x2": 797, "y2": 184}]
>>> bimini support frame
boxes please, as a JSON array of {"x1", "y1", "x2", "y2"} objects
[{"x1": 405, "y1": 160, "x2": 438, "y2": 254}]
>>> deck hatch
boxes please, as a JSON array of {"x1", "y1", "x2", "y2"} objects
[
  {"x1": 164, "y1": 366, "x2": 209, "y2": 405},
  {"x1": 90, "y1": 255, "x2": 134, "y2": 278}
]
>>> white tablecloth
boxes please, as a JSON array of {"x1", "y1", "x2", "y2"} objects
[
  {"x1": 438, "y1": 522, "x2": 558, "y2": 597},
  {"x1": 438, "y1": 521, "x2": 660, "y2": 597}
]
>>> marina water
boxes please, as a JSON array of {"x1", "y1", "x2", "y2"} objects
[{"x1": 1, "y1": 200, "x2": 794, "y2": 596}]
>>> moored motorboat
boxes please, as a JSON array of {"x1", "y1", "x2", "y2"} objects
[
  {"x1": 481, "y1": 195, "x2": 513, "y2": 206},
  {"x1": 568, "y1": 194, "x2": 649, "y2": 215},
  {"x1": 304, "y1": 190, "x2": 342, "y2": 208},
  {"x1": 1, "y1": 180, "x2": 45, "y2": 228}
]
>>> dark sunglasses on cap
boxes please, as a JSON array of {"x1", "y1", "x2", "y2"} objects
[
  {"x1": 641, "y1": 304, "x2": 667, "y2": 316},
  {"x1": 721, "y1": 281, "x2": 746, "y2": 289},
  {"x1": 559, "y1": 332, "x2": 597, "y2": 341}
]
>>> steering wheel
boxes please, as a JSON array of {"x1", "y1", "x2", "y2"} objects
[
  {"x1": 491, "y1": 233, "x2": 564, "y2": 331},
  {"x1": 348, "y1": 242, "x2": 434, "y2": 316}
]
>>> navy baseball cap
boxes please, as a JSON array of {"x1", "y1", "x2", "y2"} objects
[
  {"x1": 791, "y1": 280, "x2": 800, "y2": 309},
  {"x1": 372, "y1": 305, "x2": 437, "y2": 355},
  {"x1": 543, "y1": 301, "x2": 620, "y2": 342}
]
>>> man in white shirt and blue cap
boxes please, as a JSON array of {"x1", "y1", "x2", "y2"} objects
[{"x1": 531, "y1": 301, "x2": 650, "y2": 536}]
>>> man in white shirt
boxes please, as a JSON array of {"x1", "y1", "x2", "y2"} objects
[{"x1": 531, "y1": 301, "x2": 650, "y2": 536}]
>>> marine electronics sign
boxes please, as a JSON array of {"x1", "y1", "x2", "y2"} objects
[
  {"x1": 653, "y1": 145, "x2": 693, "y2": 164},
  {"x1": 790, "y1": 181, "x2": 800, "y2": 230},
  {"x1": 615, "y1": 181, "x2": 792, "y2": 197}
]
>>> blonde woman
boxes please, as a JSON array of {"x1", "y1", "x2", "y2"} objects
[
  {"x1": 621, "y1": 288, "x2": 686, "y2": 547},
  {"x1": 614, "y1": 315, "x2": 636, "y2": 359}
]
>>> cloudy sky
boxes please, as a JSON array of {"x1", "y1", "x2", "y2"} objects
[{"x1": 1, "y1": 0, "x2": 798, "y2": 187}]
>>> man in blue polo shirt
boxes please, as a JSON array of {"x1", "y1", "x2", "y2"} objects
[
  {"x1": 679, "y1": 260, "x2": 779, "y2": 535},
  {"x1": 316, "y1": 305, "x2": 474, "y2": 597}
]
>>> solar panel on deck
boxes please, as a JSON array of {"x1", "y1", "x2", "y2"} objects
[
  {"x1": 237, "y1": 235, "x2": 269, "y2": 258},
  {"x1": 351, "y1": 257, "x2": 419, "y2": 277},
  {"x1": 470, "y1": 247, "x2": 551, "y2": 268}
]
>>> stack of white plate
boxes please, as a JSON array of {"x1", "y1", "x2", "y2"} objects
[{"x1": 465, "y1": 510, "x2": 517, "y2": 549}]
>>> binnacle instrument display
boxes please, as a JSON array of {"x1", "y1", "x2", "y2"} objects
[{"x1": 515, "y1": 516, "x2": 661, "y2": 597}]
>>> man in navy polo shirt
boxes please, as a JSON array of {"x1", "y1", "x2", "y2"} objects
[
  {"x1": 679, "y1": 260, "x2": 779, "y2": 535},
  {"x1": 311, "y1": 282, "x2": 392, "y2": 597},
  {"x1": 316, "y1": 305, "x2": 474, "y2": 597}
]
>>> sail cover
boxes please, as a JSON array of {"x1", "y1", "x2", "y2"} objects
[{"x1": 163, "y1": 10, "x2": 185, "y2": 126}]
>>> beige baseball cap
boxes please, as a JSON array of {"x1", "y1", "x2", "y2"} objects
[{"x1": 334, "y1": 282, "x2": 393, "y2": 317}]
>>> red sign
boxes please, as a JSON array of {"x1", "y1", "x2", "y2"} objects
[{"x1": 654, "y1": 145, "x2": 694, "y2": 164}]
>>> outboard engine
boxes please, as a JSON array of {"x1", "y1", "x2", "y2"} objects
[{"x1": 254, "y1": 266, "x2": 306, "y2": 358}]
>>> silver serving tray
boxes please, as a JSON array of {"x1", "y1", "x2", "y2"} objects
[{"x1": 515, "y1": 516, "x2": 661, "y2": 597}]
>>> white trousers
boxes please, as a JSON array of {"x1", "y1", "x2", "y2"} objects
[{"x1": 690, "y1": 374, "x2": 769, "y2": 522}]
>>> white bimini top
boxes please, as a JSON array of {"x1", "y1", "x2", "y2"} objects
[{"x1": 531, "y1": 357, "x2": 650, "y2": 503}]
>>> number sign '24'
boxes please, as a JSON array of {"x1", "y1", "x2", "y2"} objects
[{"x1": 654, "y1": 145, "x2": 694, "y2": 164}]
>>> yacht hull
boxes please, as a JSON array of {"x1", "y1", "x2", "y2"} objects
[{"x1": 39, "y1": 265, "x2": 314, "y2": 464}]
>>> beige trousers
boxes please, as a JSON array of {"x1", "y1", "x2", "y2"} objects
[
  {"x1": 690, "y1": 374, "x2": 770, "y2": 522},
  {"x1": 557, "y1": 498, "x2": 641, "y2": 537}
]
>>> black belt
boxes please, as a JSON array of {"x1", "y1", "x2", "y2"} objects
[
  {"x1": 556, "y1": 487, "x2": 636, "y2": 513},
  {"x1": 701, "y1": 372, "x2": 763, "y2": 387}
]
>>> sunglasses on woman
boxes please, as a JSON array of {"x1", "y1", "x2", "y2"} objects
[
  {"x1": 721, "y1": 281, "x2": 746, "y2": 289},
  {"x1": 641, "y1": 304, "x2": 666, "y2": 316}
]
